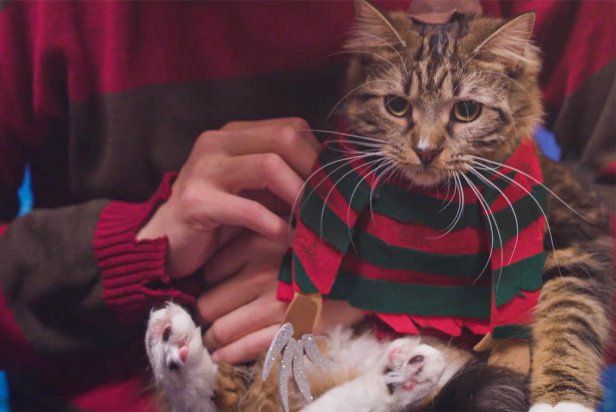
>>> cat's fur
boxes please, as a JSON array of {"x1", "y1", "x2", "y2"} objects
[{"x1": 146, "y1": 2, "x2": 613, "y2": 411}]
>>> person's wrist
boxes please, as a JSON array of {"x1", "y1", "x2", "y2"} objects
[{"x1": 137, "y1": 201, "x2": 174, "y2": 241}]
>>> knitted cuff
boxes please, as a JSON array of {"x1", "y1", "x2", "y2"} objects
[{"x1": 93, "y1": 173, "x2": 195, "y2": 325}]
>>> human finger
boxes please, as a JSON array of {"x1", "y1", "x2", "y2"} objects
[
  {"x1": 203, "y1": 233, "x2": 286, "y2": 285},
  {"x1": 196, "y1": 263, "x2": 275, "y2": 324},
  {"x1": 203, "y1": 193, "x2": 290, "y2": 245},
  {"x1": 222, "y1": 117, "x2": 320, "y2": 151},
  {"x1": 219, "y1": 126, "x2": 318, "y2": 178},
  {"x1": 219, "y1": 153, "x2": 304, "y2": 206},
  {"x1": 203, "y1": 290, "x2": 286, "y2": 350},
  {"x1": 211, "y1": 324, "x2": 281, "y2": 364}
]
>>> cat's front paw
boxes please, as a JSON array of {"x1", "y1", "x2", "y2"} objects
[
  {"x1": 146, "y1": 303, "x2": 218, "y2": 412},
  {"x1": 145, "y1": 302, "x2": 210, "y2": 382},
  {"x1": 383, "y1": 338, "x2": 446, "y2": 408},
  {"x1": 529, "y1": 402, "x2": 593, "y2": 412}
]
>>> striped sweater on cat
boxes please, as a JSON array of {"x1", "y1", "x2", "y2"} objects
[{"x1": 278, "y1": 138, "x2": 546, "y2": 340}]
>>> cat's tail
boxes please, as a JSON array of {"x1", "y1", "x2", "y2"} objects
[{"x1": 422, "y1": 360, "x2": 529, "y2": 412}]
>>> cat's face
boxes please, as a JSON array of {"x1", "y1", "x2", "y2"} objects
[{"x1": 343, "y1": 2, "x2": 542, "y2": 187}]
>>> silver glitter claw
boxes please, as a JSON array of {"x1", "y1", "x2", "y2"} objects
[
  {"x1": 278, "y1": 338, "x2": 295, "y2": 412},
  {"x1": 302, "y1": 334, "x2": 336, "y2": 370},
  {"x1": 262, "y1": 325, "x2": 336, "y2": 411},
  {"x1": 263, "y1": 322, "x2": 294, "y2": 381},
  {"x1": 292, "y1": 340, "x2": 313, "y2": 402}
]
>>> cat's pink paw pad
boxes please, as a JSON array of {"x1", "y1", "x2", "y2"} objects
[{"x1": 381, "y1": 338, "x2": 447, "y2": 407}]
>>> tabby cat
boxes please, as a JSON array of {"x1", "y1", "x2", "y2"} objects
[{"x1": 146, "y1": 2, "x2": 613, "y2": 411}]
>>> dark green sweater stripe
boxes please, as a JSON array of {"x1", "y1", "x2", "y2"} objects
[
  {"x1": 492, "y1": 324, "x2": 532, "y2": 340},
  {"x1": 374, "y1": 183, "x2": 481, "y2": 231},
  {"x1": 312, "y1": 143, "x2": 372, "y2": 211},
  {"x1": 487, "y1": 185, "x2": 547, "y2": 249},
  {"x1": 293, "y1": 254, "x2": 318, "y2": 293},
  {"x1": 353, "y1": 231, "x2": 490, "y2": 278},
  {"x1": 493, "y1": 252, "x2": 546, "y2": 306},
  {"x1": 326, "y1": 272, "x2": 490, "y2": 318},
  {"x1": 299, "y1": 191, "x2": 354, "y2": 253},
  {"x1": 279, "y1": 253, "x2": 293, "y2": 284}
]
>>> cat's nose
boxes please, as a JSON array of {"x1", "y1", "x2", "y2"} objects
[{"x1": 413, "y1": 146, "x2": 443, "y2": 165}]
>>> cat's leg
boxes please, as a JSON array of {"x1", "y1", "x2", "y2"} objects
[
  {"x1": 145, "y1": 302, "x2": 218, "y2": 412},
  {"x1": 529, "y1": 247, "x2": 612, "y2": 412},
  {"x1": 302, "y1": 337, "x2": 446, "y2": 412}
]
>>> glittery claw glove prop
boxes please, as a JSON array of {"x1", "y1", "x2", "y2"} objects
[{"x1": 262, "y1": 293, "x2": 335, "y2": 412}]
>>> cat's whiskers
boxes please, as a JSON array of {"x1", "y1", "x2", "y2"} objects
[
  {"x1": 345, "y1": 158, "x2": 394, "y2": 249},
  {"x1": 324, "y1": 139, "x2": 384, "y2": 150},
  {"x1": 431, "y1": 173, "x2": 465, "y2": 239},
  {"x1": 469, "y1": 158, "x2": 567, "y2": 283},
  {"x1": 437, "y1": 170, "x2": 458, "y2": 213},
  {"x1": 319, "y1": 156, "x2": 386, "y2": 240},
  {"x1": 368, "y1": 159, "x2": 398, "y2": 223},
  {"x1": 439, "y1": 171, "x2": 454, "y2": 212},
  {"x1": 302, "y1": 129, "x2": 387, "y2": 145},
  {"x1": 460, "y1": 173, "x2": 501, "y2": 284},
  {"x1": 451, "y1": 174, "x2": 466, "y2": 233},
  {"x1": 466, "y1": 165, "x2": 520, "y2": 266},
  {"x1": 288, "y1": 150, "x2": 385, "y2": 237},
  {"x1": 468, "y1": 155, "x2": 591, "y2": 223}
]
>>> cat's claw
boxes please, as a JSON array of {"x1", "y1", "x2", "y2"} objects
[{"x1": 263, "y1": 323, "x2": 335, "y2": 412}]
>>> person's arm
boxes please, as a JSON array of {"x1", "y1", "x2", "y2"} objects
[
  {"x1": 0, "y1": 177, "x2": 196, "y2": 371},
  {"x1": 0, "y1": 117, "x2": 326, "y2": 372}
]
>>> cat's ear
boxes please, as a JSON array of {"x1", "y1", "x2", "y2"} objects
[
  {"x1": 345, "y1": 0, "x2": 407, "y2": 49},
  {"x1": 473, "y1": 12, "x2": 536, "y2": 66}
]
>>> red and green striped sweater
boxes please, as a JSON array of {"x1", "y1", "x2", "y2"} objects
[{"x1": 279, "y1": 138, "x2": 546, "y2": 340}]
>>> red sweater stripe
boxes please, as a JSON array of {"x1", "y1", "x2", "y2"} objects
[
  {"x1": 340, "y1": 254, "x2": 491, "y2": 287},
  {"x1": 356, "y1": 213, "x2": 488, "y2": 255},
  {"x1": 491, "y1": 217, "x2": 545, "y2": 270}
]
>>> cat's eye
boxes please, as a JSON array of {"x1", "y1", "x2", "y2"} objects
[
  {"x1": 452, "y1": 100, "x2": 482, "y2": 122},
  {"x1": 384, "y1": 95, "x2": 410, "y2": 117}
]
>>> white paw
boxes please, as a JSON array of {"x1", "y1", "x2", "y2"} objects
[
  {"x1": 145, "y1": 302, "x2": 207, "y2": 382},
  {"x1": 529, "y1": 402, "x2": 594, "y2": 412},
  {"x1": 145, "y1": 302, "x2": 218, "y2": 412},
  {"x1": 383, "y1": 338, "x2": 446, "y2": 408}
]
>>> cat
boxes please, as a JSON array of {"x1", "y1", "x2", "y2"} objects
[
  {"x1": 338, "y1": 2, "x2": 613, "y2": 411},
  {"x1": 146, "y1": 1, "x2": 613, "y2": 411}
]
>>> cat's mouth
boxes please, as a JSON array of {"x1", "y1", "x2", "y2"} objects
[{"x1": 398, "y1": 163, "x2": 448, "y2": 187}]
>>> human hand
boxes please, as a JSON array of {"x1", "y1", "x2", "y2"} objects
[
  {"x1": 137, "y1": 118, "x2": 319, "y2": 278},
  {"x1": 198, "y1": 232, "x2": 366, "y2": 365}
]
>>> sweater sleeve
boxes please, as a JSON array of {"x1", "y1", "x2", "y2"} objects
[{"x1": 0, "y1": 174, "x2": 194, "y2": 371}]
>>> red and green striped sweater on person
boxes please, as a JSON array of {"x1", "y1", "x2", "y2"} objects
[{"x1": 278, "y1": 137, "x2": 547, "y2": 342}]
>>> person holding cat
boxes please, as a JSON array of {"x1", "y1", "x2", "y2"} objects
[{"x1": 0, "y1": 1, "x2": 613, "y2": 411}]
